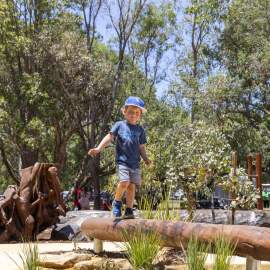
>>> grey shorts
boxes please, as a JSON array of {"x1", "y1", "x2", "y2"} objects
[{"x1": 117, "y1": 164, "x2": 141, "y2": 186}]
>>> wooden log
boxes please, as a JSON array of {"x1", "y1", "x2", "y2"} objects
[{"x1": 81, "y1": 218, "x2": 270, "y2": 261}]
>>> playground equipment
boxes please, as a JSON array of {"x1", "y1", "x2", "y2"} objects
[{"x1": 81, "y1": 217, "x2": 270, "y2": 261}]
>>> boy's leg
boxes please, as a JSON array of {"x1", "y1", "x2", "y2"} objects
[
  {"x1": 114, "y1": 181, "x2": 130, "y2": 201},
  {"x1": 112, "y1": 181, "x2": 129, "y2": 217},
  {"x1": 123, "y1": 165, "x2": 140, "y2": 219},
  {"x1": 124, "y1": 168, "x2": 141, "y2": 218},
  {"x1": 123, "y1": 182, "x2": 136, "y2": 219},
  {"x1": 126, "y1": 183, "x2": 136, "y2": 208}
]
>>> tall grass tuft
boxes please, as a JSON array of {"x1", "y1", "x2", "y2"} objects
[
  {"x1": 8, "y1": 240, "x2": 40, "y2": 270},
  {"x1": 156, "y1": 195, "x2": 179, "y2": 221},
  {"x1": 139, "y1": 195, "x2": 156, "y2": 219},
  {"x1": 213, "y1": 235, "x2": 237, "y2": 270},
  {"x1": 185, "y1": 235, "x2": 209, "y2": 270},
  {"x1": 140, "y1": 184, "x2": 180, "y2": 221},
  {"x1": 121, "y1": 228, "x2": 161, "y2": 270}
]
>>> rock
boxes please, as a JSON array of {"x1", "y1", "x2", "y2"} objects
[
  {"x1": 37, "y1": 226, "x2": 53, "y2": 240},
  {"x1": 73, "y1": 258, "x2": 104, "y2": 270},
  {"x1": 51, "y1": 223, "x2": 80, "y2": 240},
  {"x1": 72, "y1": 232, "x2": 89, "y2": 242},
  {"x1": 184, "y1": 209, "x2": 270, "y2": 226},
  {"x1": 109, "y1": 258, "x2": 132, "y2": 270},
  {"x1": 58, "y1": 210, "x2": 112, "y2": 227},
  {"x1": 39, "y1": 252, "x2": 93, "y2": 269},
  {"x1": 165, "y1": 265, "x2": 187, "y2": 269},
  {"x1": 154, "y1": 247, "x2": 185, "y2": 266},
  {"x1": 51, "y1": 210, "x2": 112, "y2": 241},
  {"x1": 73, "y1": 258, "x2": 132, "y2": 270},
  {"x1": 42, "y1": 269, "x2": 73, "y2": 270}
]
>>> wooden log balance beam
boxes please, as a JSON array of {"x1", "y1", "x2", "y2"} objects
[{"x1": 81, "y1": 218, "x2": 270, "y2": 261}]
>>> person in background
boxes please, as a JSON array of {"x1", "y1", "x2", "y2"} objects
[
  {"x1": 79, "y1": 188, "x2": 90, "y2": 210},
  {"x1": 73, "y1": 185, "x2": 82, "y2": 210}
]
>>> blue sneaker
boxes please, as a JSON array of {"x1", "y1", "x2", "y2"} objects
[{"x1": 112, "y1": 200, "x2": 122, "y2": 217}]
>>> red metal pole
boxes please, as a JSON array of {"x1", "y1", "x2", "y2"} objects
[{"x1": 256, "y1": 153, "x2": 263, "y2": 210}]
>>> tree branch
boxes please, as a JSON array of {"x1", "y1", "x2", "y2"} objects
[{"x1": 0, "y1": 139, "x2": 20, "y2": 185}]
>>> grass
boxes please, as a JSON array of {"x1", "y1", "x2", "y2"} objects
[
  {"x1": 185, "y1": 235, "x2": 209, "y2": 270},
  {"x1": 213, "y1": 235, "x2": 237, "y2": 270},
  {"x1": 8, "y1": 240, "x2": 41, "y2": 270},
  {"x1": 139, "y1": 195, "x2": 156, "y2": 219},
  {"x1": 121, "y1": 228, "x2": 161, "y2": 270},
  {"x1": 156, "y1": 198, "x2": 180, "y2": 221},
  {"x1": 139, "y1": 185, "x2": 181, "y2": 221}
]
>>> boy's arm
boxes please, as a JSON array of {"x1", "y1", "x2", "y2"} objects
[
  {"x1": 139, "y1": 144, "x2": 151, "y2": 165},
  {"x1": 88, "y1": 133, "x2": 114, "y2": 157}
]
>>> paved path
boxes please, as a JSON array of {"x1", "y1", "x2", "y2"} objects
[
  {"x1": 1, "y1": 241, "x2": 270, "y2": 270},
  {"x1": 0, "y1": 241, "x2": 122, "y2": 270}
]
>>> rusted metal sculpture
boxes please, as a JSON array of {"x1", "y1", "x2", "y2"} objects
[
  {"x1": 81, "y1": 218, "x2": 270, "y2": 261},
  {"x1": 0, "y1": 163, "x2": 65, "y2": 242}
]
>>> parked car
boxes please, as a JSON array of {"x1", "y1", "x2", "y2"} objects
[
  {"x1": 172, "y1": 189, "x2": 184, "y2": 200},
  {"x1": 61, "y1": 190, "x2": 70, "y2": 202},
  {"x1": 197, "y1": 197, "x2": 222, "y2": 209}
]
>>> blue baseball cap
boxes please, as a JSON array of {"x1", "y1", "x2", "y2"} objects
[{"x1": 124, "y1": 96, "x2": 147, "y2": 113}]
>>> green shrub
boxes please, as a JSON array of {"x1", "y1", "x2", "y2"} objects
[
  {"x1": 185, "y1": 236, "x2": 209, "y2": 270},
  {"x1": 139, "y1": 185, "x2": 180, "y2": 221},
  {"x1": 8, "y1": 240, "x2": 40, "y2": 270},
  {"x1": 213, "y1": 235, "x2": 236, "y2": 270},
  {"x1": 121, "y1": 228, "x2": 161, "y2": 270}
]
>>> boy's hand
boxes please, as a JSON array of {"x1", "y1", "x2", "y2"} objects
[
  {"x1": 88, "y1": 148, "x2": 100, "y2": 157},
  {"x1": 144, "y1": 158, "x2": 152, "y2": 166}
]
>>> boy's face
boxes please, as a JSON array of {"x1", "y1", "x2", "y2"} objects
[{"x1": 123, "y1": 105, "x2": 142, "y2": 124}]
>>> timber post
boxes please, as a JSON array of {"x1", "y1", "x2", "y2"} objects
[
  {"x1": 246, "y1": 256, "x2": 261, "y2": 270},
  {"x1": 256, "y1": 153, "x2": 263, "y2": 210},
  {"x1": 94, "y1": 238, "x2": 103, "y2": 254},
  {"x1": 247, "y1": 153, "x2": 263, "y2": 210}
]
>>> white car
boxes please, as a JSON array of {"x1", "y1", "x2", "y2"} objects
[{"x1": 172, "y1": 189, "x2": 184, "y2": 199}]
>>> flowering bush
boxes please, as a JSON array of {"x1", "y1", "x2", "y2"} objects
[
  {"x1": 219, "y1": 168, "x2": 260, "y2": 210},
  {"x1": 166, "y1": 122, "x2": 231, "y2": 218}
]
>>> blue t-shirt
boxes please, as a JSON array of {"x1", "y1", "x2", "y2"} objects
[{"x1": 110, "y1": 120, "x2": 147, "y2": 169}]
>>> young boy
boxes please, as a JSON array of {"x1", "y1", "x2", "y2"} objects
[{"x1": 88, "y1": 96, "x2": 151, "y2": 219}]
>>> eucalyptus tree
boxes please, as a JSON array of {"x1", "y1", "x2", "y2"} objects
[
  {"x1": 0, "y1": 1, "x2": 97, "y2": 181},
  {"x1": 172, "y1": 0, "x2": 228, "y2": 122},
  {"x1": 126, "y1": 1, "x2": 176, "y2": 99},
  {"x1": 199, "y1": 0, "x2": 270, "y2": 165},
  {"x1": 0, "y1": 0, "x2": 63, "y2": 172}
]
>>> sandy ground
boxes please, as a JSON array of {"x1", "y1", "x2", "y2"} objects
[
  {"x1": 0, "y1": 241, "x2": 122, "y2": 270},
  {"x1": 1, "y1": 241, "x2": 270, "y2": 270}
]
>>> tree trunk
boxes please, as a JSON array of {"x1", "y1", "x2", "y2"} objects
[
  {"x1": 54, "y1": 139, "x2": 68, "y2": 171},
  {"x1": 21, "y1": 146, "x2": 39, "y2": 169},
  {"x1": 89, "y1": 157, "x2": 100, "y2": 210}
]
